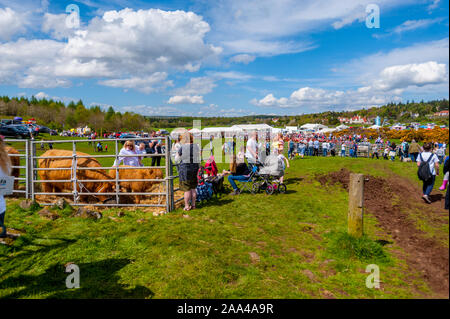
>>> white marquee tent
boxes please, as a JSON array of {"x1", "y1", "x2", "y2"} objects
[
  {"x1": 335, "y1": 124, "x2": 349, "y2": 131},
  {"x1": 299, "y1": 123, "x2": 328, "y2": 131},
  {"x1": 201, "y1": 126, "x2": 244, "y2": 138}
]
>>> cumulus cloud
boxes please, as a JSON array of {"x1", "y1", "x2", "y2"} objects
[
  {"x1": 251, "y1": 61, "x2": 448, "y2": 110},
  {"x1": 42, "y1": 13, "x2": 77, "y2": 40},
  {"x1": 168, "y1": 95, "x2": 204, "y2": 104},
  {"x1": 34, "y1": 92, "x2": 49, "y2": 99},
  {"x1": 0, "y1": 7, "x2": 28, "y2": 41},
  {"x1": 370, "y1": 61, "x2": 448, "y2": 91},
  {"x1": 0, "y1": 8, "x2": 221, "y2": 90}
]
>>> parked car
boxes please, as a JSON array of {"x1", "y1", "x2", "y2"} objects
[
  {"x1": 118, "y1": 133, "x2": 137, "y2": 143},
  {"x1": 0, "y1": 124, "x2": 31, "y2": 139},
  {"x1": 37, "y1": 125, "x2": 51, "y2": 133}
]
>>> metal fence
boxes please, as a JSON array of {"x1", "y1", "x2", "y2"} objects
[{"x1": 5, "y1": 136, "x2": 180, "y2": 212}]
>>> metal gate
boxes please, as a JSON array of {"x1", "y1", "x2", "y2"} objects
[
  {"x1": 5, "y1": 136, "x2": 180, "y2": 212},
  {"x1": 4, "y1": 139, "x2": 30, "y2": 198}
]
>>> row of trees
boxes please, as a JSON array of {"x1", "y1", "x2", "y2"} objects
[
  {"x1": 0, "y1": 95, "x2": 448, "y2": 133},
  {"x1": 0, "y1": 96, "x2": 150, "y2": 132}
]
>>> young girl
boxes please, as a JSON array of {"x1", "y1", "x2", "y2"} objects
[
  {"x1": 0, "y1": 138, "x2": 12, "y2": 238},
  {"x1": 274, "y1": 149, "x2": 289, "y2": 184}
]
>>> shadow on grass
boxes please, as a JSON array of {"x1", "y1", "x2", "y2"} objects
[
  {"x1": 0, "y1": 236, "x2": 77, "y2": 260},
  {"x1": 0, "y1": 258, "x2": 153, "y2": 299},
  {"x1": 429, "y1": 194, "x2": 443, "y2": 203}
]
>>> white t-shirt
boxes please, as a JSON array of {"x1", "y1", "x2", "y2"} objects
[
  {"x1": 246, "y1": 138, "x2": 258, "y2": 162},
  {"x1": 113, "y1": 148, "x2": 141, "y2": 167},
  {"x1": 277, "y1": 154, "x2": 287, "y2": 170},
  {"x1": 417, "y1": 152, "x2": 439, "y2": 175}
]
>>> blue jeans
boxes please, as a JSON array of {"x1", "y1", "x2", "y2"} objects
[
  {"x1": 341, "y1": 150, "x2": 345, "y2": 157},
  {"x1": 423, "y1": 175, "x2": 436, "y2": 196},
  {"x1": 0, "y1": 212, "x2": 5, "y2": 237},
  {"x1": 410, "y1": 153, "x2": 418, "y2": 162},
  {"x1": 228, "y1": 175, "x2": 250, "y2": 190},
  {"x1": 288, "y1": 148, "x2": 294, "y2": 157},
  {"x1": 323, "y1": 148, "x2": 327, "y2": 156},
  {"x1": 308, "y1": 147, "x2": 314, "y2": 156}
]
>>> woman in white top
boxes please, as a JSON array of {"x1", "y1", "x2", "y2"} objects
[
  {"x1": 113, "y1": 140, "x2": 141, "y2": 167},
  {"x1": 417, "y1": 142, "x2": 440, "y2": 204},
  {"x1": 0, "y1": 138, "x2": 11, "y2": 238}
]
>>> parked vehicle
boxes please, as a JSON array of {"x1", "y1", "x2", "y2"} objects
[{"x1": 0, "y1": 124, "x2": 31, "y2": 139}]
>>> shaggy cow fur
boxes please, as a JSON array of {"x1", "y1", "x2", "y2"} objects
[
  {"x1": 109, "y1": 166, "x2": 164, "y2": 203},
  {"x1": 38, "y1": 149, "x2": 113, "y2": 202}
]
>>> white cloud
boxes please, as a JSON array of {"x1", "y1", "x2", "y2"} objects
[
  {"x1": 204, "y1": 0, "x2": 417, "y2": 55},
  {"x1": 371, "y1": 61, "x2": 448, "y2": 91},
  {"x1": 0, "y1": 7, "x2": 28, "y2": 41},
  {"x1": 168, "y1": 95, "x2": 204, "y2": 104},
  {"x1": 209, "y1": 71, "x2": 253, "y2": 81},
  {"x1": 34, "y1": 92, "x2": 49, "y2": 99},
  {"x1": 42, "y1": 13, "x2": 77, "y2": 40},
  {"x1": 99, "y1": 73, "x2": 173, "y2": 94},
  {"x1": 251, "y1": 61, "x2": 448, "y2": 110},
  {"x1": 428, "y1": 0, "x2": 440, "y2": 11},
  {"x1": 63, "y1": 8, "x2": 221, "y2": 74},
  {"x1": 173, "y1": 77, "x2": 216, "y2": 95},
  {"x1": 229, "y1": 54, "x2": 256, "y2": 64},
  {"x1": 335, "y1": 38, "x2": 449, "y2": 89},
  {"x1": 391, "y1": 18, "x2": 443, "y2": 34},
  {"x1": 0, "y1": 8, "x2": 221, "y2": 90}
]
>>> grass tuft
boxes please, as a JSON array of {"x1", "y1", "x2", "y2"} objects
[{"x1": 326, "y1": 232, "x2": 391, "y2": 264}]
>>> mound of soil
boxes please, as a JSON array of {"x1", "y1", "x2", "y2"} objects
[{"x1": 318, "y1": 168, "x2": 449, "y2": 298}]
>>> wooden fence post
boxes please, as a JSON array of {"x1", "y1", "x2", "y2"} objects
[{"x1": 348, "y1": 173, "x2": 364, "y2": 237}]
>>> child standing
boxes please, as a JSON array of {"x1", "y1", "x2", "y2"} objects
[{"x1": 275, "y1": 149, "x2": 289, "y2": 184}]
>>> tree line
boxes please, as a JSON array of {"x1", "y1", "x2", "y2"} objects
[{"x1": 0, "y1": 95, "x2": 448, "y2": 133}]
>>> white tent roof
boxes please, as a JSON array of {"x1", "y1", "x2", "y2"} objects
[
  {"x1": 336, "y1": 124, "x2": 349, "y2": 130},
  {"x1": 201, "y1": 127, "x2": 242, "y2": 133},
  {"x1": 300, "y1": 123, "x2": 328, "y2": 130},
  {"x1": 369, "y1": 125, "x2": 382, "y2": 129},
  {"x1": 231, "y1": 124, "x2": 273, "y2": 131},
  {"x1": 189, "y1": 128, "x2": 202, "y2": 133},
  {"x1": 170, "y1": 128, "x2": 187, "y2": 139}
]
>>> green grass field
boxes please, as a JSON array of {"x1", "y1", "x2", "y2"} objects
[{"x1": 1, "y1": 145, "x2": 448, "y2": 298}]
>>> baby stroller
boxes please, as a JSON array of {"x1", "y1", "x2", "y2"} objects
[{"x1": 253, "y1": 155, "x2": 287, "y2": 195}]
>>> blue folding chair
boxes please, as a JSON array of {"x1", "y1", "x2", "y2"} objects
[{"x1": 236, "y1": 165, "x2": 260, "y2": 194}]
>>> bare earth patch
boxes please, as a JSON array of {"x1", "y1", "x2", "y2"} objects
[{"x1": 317, "y1": 168, "x2": 449, "y2": 298}]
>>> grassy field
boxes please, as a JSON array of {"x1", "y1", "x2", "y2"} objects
[{"x1": 1, "y1": 149, "x2": 448, "y2": 298}]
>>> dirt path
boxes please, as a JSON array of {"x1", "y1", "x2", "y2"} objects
[{"x1": 318, "y1": 168, "x2": 449, "y2": 298}]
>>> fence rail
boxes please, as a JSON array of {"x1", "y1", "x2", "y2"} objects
[{"x1": 4, "y1": 137, "x2": 178, "y2": 211}]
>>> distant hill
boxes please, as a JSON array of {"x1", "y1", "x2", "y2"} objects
[{"x1": 0, "y1": 95, "x2": 448, "y2": 131}]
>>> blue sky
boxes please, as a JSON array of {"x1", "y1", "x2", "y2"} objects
[{"x1": 0, "y1": 0, "x2": 448, "y2": 116}]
